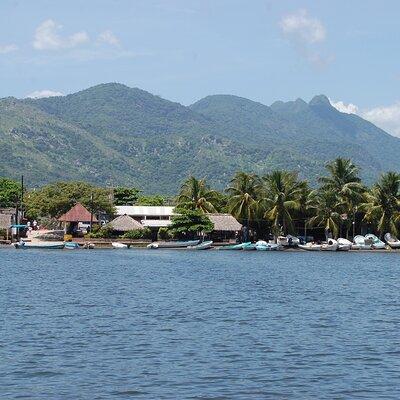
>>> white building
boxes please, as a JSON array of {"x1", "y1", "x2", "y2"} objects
[{"x1": 115, "y1": 206, "x2": 175, "y2": 228}]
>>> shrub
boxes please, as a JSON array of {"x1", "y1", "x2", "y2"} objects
[{"x1": 122, "y1": 228, "x2": 151, "y2": 239}]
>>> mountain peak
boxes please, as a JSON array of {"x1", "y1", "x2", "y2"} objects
[{"x1": 309, "y1": 94, "x2": 331, "y2": 107}]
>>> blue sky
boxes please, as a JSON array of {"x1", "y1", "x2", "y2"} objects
[{"x1": 1, "y1": 0, "x2": 400, "y2": 135}]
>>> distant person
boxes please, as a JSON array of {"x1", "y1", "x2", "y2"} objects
[{"x1": 33, "y1": 220, "x2": 38, "y2": 230}]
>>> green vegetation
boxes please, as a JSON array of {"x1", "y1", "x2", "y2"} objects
[
  {"x1": 113, "y1": 187, "x2": 141, "y2": 206},
  {"x1": 1, "y1": 83, "x2": 400, "y2": 193},
  {"x1": 0, "y1": 177, "x2": 21, "y2": 208},
  {"x1": 168, "y1": 209, "x2": 214, "y2": 239},
  {"x1": 122, "y1": 228, "x2": 151, "y2": 239}
]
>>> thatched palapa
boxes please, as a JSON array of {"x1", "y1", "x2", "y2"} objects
[
  {"x1": 208, "y1": 214, "x2": 242, "y2": 232},
  {"x1": 108, "y1": 214, "x2": 144, "y2": 232}
]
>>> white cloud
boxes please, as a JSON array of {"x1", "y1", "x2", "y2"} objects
[
  {"x1": 0, "y1": 44, "x2": 18, "y2": 54},
  {"x1": 280, "y1": 9, "x2": 325, "y2": 44},
  {"x1": 330, "y1": 99, "x2": 359, "y2": 114},
  {"x1": 33, "y1": 19, "x2": 89, "y2": 50},
  {"x1": 98, "y1": 30, "x2": 120, "y2": 46},
  {"x1": 330, "y1": 98, "x2": 400, "y2": 137},
  {"x1": 25, "y1": 90, "x2": 64, "y2": 99}
]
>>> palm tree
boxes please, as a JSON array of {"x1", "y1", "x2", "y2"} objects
[
  {"x1": 260, "y1": 170, "x2": 306, "y2": 236},
  {"x1": 227, "y1": 172, "x2": 260, "y2": 240},
  {"x1": 361, "y1": 172, "x2": 400, "y2": 237},
  {"x1": 318, "y1": 158, "x2": 365, "y2": 237},
  {"x1": 177, "y1": 176, "x2": 218, "y2": 213},
  {"x1": 307, "y1": 189, "x2": 341, "y2": 238}
]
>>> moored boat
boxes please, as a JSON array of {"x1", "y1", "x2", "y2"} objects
[
  {"x1": 187, "y1": 240, "x2": 213, "y2": 250},
  {"x1": 13, "y1": 241, "x2": 65, "y2": 250},
  {"x1": 365, "y1": 234, "x2": 386, "y2": 249},
  {"x1": 352, "y1": 235, "x2": 372, "y2": 250},
  {"x1": 337, "y1": 238, "x2": 352, "y2": 251},
  {"x1": 242, "y1": 243, "x2": 257, "y2": 251},
  {"x1": 321, "y1": 239, "x2": 338, "y2": 251},
  {"x1": 147, "y1": 240, "x2": 200, "y2": 249},
  {"x1": 218, "y1": 242, "x2": 251, "y2": 250},
  {"x1": 64, "y1": 242, "x2": 80, "y2": 250},
  {"x1": 255, "y1": 240, "x2": 280, "y2": 251},
  {"x1": 298, "y1": 242, "x2": 322, "y2": 251},
  {"x1": 112, "y1": 242, "x2": 129, "y2": 249},
  {"x1": 384, "y1": 233, "x2": 400, "y2": 249},
  {"x1": 277, "y1": 235, "x2": 300, "y2": 247}
]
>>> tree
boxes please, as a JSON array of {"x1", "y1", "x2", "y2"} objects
[
  {"x1": 307, "y1": 189, "x2": 341, "y2": 238},
  {"x1": 260, "y1": 170, "x2": 306, "y2": 236},
  {"x1": 318, "y1": 158, "x2": 364, "y2": 237},
  {"x1": 168, "y1": 209, "x2": 214, "y2": 239},
  {"x1": 137, "y1": 195, "x2": 166, "y2": 206},
  {"x1": 177, "y1": 176, "x2": 218, "y2": 213},
  {"x1": 25, "y1": 181, "x2": 115, "y2": 219},
  {"x1": 361, "y1": 172, "x2": 400, "y2": 237},
  {"x1": 226, "y1": 172, "x2": 260, "y2": 239},
  {"x1": 113, "y1": 187, "x2": 141, "y2": 206},
  {"x1": 0, "y1": 178, "x2": 21, "y2": 208}
]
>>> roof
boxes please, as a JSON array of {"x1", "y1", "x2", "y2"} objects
[
  {"x1": 208, "y1": 213, "x2": 242, "y2": 232},
  {"x1": 58, "y1": 203, "x2": 98, "y2": 223},
  {"x1": 141, "y1": 219, "x2": 172, "y2": 228},
  {"x1": 0, "y1": 213, "x2": 12, "y2": 229},
  {"x1": 107, "y1": 214, "x2": 144, "y2": 231},
  {"x1": 116, "y1": 205, "x2": 175, "y2": 217}
]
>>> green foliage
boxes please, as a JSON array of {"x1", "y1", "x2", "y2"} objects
[
  {"x1": 88, "y1": 226, "x2": 114, "y2": 238},
  {"x1": 121, "y1": 228, "x2": 151, "y2": 239},
  {"x1": 24, "y1": 181, "x2": 115, "y2": 218},
  {"x1": 169, "y1": 209, "x2": 214, "y2": 238},
  {"x1": 113, "y1": 187, "x2": 141, "y2": 205},
  {"x1": 158, "y1": 227, "x2": 172, "y2": 240},
  {"x1": 0, "y1": 177, "x2": 21, "y2": 208},
  {"x1": 137, "y1": 195, "x2": 166, "y2": 206}
]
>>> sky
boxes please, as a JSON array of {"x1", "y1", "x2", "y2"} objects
[{"x1": 1, "y1": 0, "x2": 400, "y2": 136}]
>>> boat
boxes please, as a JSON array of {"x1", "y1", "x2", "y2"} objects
[
  {"x1": 242, "y1": 243, "x2": 257, "y2": 250},
  {"x1": 277, "y1": 235, "x2": 300, "y2": 247},
  {"x1": 365, "y1": 234, "x2": 386, "y2": 249},
  {"x1": 255, "y1": 240, "x2": 280, "y2": 251},
  {"x1": 147, "y1": 240, "x2": 200, "y2": 249},
  {"x1": 337, "y1": 238, "x2": 352, "y2": 251},
  {"x1": 218, "y1": 242, "x2": 251, "y2": 250},
  {"x1": 112, "y1": 242, "x2": 129, "y2": 249},
  {"x1": 384, "y1": 233, "x2": 400, "y2": 249},
  {"x1": 64, "y1": 242, "x2": 80, "y2": 250},
  {"x1": 13, "y1": 241, "x2": 65, "y2": 250},
  {"x1": 321, "y1": 239, "x2": 338, "y2": 251},
  {"x1": 352, "y1": 235, "x2": 372, "y2": 250},
  {"x1": 187, "y1": 240, "x2": 213, "y2": 250},
  {"x1": 298, "y1": 242, "x2": 322, "y2": 251}
]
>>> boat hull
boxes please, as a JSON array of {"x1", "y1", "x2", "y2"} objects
[
  {"x1": 147, "y1": 240, "x2": 200, "y2": 249},
  {"x1": 188, "y1": 241, "x2": 213, "y2": 250},
  {"x1": 219, "y1": 242, "x2": 251, "y2": 250},
  {"x1": 298, "y1": 244, "x2": 322, "y2": 251},
  {"x1": 14, "y1": 241, "x2": 65, "y2": 249}
]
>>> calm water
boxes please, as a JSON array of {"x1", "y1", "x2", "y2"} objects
[{"x1": 1, "y1": 248, "x2": 400, "y2": 399}]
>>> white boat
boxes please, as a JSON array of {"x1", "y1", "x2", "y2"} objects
[
  {"x1": 321, "y1": 239, "x2": 338, "y2": 251},
  {"x1": 352, "y1": 235, "x2": 372, "y2": 250},
  {"x1": 384, "y1": 233, "x2": 400, "y2": 249},
  {"x1": 337, "y1": 238, "x2": 352, "y2": 251},
  {"x1": 255, "y1": 240, "x2": 280, "y2": 251},
  {"x1": 365, "y1": 234, "x2": 386, "y2": 250},
  {"x1": 187, "y1": 241, "x2": 213, "y2": 250},
  {"x1": 112, "y1": 242, "x2": 128, "y2": 249},
  {"x1": 147, "y1": 240, "x2": 200, "y2": 249},
  {"x1": 13, "y1": 241, "x2": 65, "y2": 250},
  {"x1": 277, "y1": 235, "x2": 300, "y2": 247},
  {"x1": 298, "y1": 242, "x2": 322, "y2": 251}
]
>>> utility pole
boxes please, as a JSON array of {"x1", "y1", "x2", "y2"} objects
[{"x1": 90, "y1": 193, "x2": 94, "y2": 233}]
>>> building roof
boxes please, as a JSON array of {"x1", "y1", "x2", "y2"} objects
[
  {"x1": 208, "y1": 213, "x2": 242, "y2": 232},
  {"x1": 0, "y1": 213, "x2": 12, "y2": 229},
  {"x1": 141, "y1": 219, "x2": 172, "y2": 228},
  {"x1": 116, "y1": 205, "x2": 175, "y2": 217},
  {"x1": 107, "y1": 214, "x2": 144, "y2": 231},
  {"x1": 58, "y1": 203, "x2": 98, "y2": 223}
]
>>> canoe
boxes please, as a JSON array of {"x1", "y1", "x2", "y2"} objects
[
  {"x1": 384, "y1": 233, "x2": 400, "y2": 249},
  {"x1": 13, "y1": 241, "x2": 65, "y2": 250},
  {"x1": 365, "y1": 234, "x2": 386, "y2": 250},
  {"x1": 321, "y1": 239, "x2": 338, "y2": 251},
  {"x1": 112, "y1": 242, "x2": 128, "y2": 249},
  {"x1": 187, "y1": 240, "x2": 213, "y2": 250},
  {"x1": 64, "y1": 242, "x2": 80, "y2": 250},
  {"x1": 218, "y1": 242, "x2": 251, "y2": 250},
  {"x1": 147, "y1": 240, "x2": 200, "y2": 249},
  {"x1": 298, "y1": 243, "x2": 322, "y2": 251}
]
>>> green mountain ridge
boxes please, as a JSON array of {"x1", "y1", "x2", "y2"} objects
[{"x1": 0, "y1": 83, "x2": 399, "y2": 193}]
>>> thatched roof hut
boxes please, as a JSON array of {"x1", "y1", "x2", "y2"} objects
[
  {"x1": 108, "y1": 214, "x2": 144, "y2": 232},
  {"x1": 208, "y1": 214, "x2": 242, "y2": 232},
  {"x1": 58, "y1": 203, "x2": 98, "y2": 223}
]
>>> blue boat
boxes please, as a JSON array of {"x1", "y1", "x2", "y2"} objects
[
  {"x1": 219, "y1": 242, "x2": 251, "y2": 250},
  {"x1": 65, "y1": 242, "x2": 80, "y2": 250}
]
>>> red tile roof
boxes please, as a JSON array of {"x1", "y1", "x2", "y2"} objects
[{"x1": 58, "y1": 203, "x2": 98, "y2": 223}]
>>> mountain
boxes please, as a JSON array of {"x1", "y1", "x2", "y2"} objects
[{"x1": 0, "y1": 83, "x2": 399, "y2": 193}]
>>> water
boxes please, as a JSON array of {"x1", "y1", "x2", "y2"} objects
[{"x1": 1, "y1": 248, "x2": 400, "y2": 399}]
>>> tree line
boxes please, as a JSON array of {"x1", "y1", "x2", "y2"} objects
[{"x1": 0, "y1": 157, "x2": 399, "y2": 239}]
